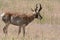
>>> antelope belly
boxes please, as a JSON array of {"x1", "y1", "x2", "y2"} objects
[{"x1": 10, "y1": 16, "x2": 26, "y2": 26}]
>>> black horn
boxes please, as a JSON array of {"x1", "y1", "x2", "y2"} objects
[
  {"x1": 38, "y1": 4, "x2": 42, "y2": 12},
  {"x1": 35, "y1": 3, "x2": 43, "y2": 20}
]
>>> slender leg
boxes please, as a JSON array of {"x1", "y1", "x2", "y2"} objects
[
  {"x1": 18, "y1": 26, "x2": 21, "y2": 35},
  {"x1": 22, "y1": 26, "x2": 25, "y2": 37},
  {"x1": 22, "y1": 24, "x2": 28, "y2": 37},
  {"x1": 3, "y1": 23, "x2": 10, "y2": 34},
  {"x1": 22, "y1": 24, "x2": 26, "y2": 37}
]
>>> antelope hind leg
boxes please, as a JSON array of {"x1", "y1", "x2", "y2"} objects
[{"x1": 3, "y1": 23, "x2": 9, "y2": 34}]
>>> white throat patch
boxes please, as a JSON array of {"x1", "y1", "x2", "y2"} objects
[
  {"x1": 1, "y1": 12, "x2": 5, "y2": 17},
  {"x1": 33, "y1": 11, "x2": 36, "y2": 14}
]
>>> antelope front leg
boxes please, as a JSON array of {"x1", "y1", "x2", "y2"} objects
[
  {"x1": 18, "y1": 26, "x2": 21, "y2": 35},
  {"x1": 22, "y1": 24, "x2": 27, "y2": 37},
  {"x1": 23, "y1": 26, "x2": 25, "y2": 37},
  {"x1": 3, "y1": 23, "x2": 9, "y2": 34}
]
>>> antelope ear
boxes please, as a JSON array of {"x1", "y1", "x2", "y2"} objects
[{"x1": 1, "y1": 12, "x2": 5, "y2": 17}]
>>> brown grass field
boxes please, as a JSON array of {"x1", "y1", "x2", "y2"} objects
[{"x1": 0, "y1": 0, "x2": 60, "y2": 40}]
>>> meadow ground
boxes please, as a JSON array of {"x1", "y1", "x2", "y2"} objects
[{"x1": 0, "y1": 0, "x2": 60, "y2": 40}]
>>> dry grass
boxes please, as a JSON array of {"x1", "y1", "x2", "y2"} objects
[{"x1": 0, "y1": 0, "x2": 60, "y2": 40}]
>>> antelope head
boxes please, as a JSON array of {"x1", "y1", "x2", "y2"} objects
[{"x1": 31, "y1": 3, "x2": 42, "y2": 20}]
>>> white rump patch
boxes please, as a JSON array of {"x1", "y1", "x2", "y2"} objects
[{"x1": 1, "y1": 12, "x2": 5, "y2": 17}]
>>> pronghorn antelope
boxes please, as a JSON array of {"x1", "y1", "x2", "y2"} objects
[{"x1": 1, "y1": 3, "x2": 42, "y2": 37}]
